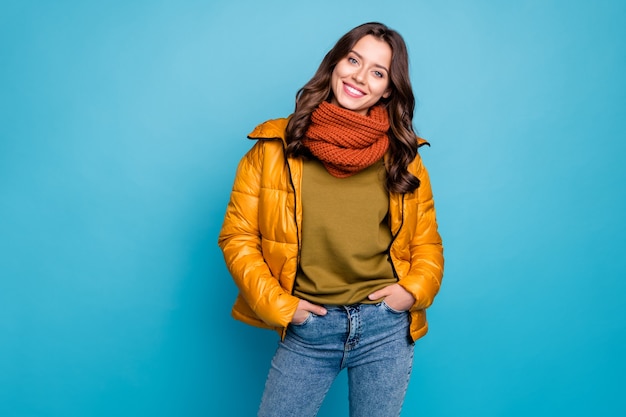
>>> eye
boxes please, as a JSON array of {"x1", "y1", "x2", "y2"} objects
[
  {"x1": 348, "y1": 56, "x2": 358, "y2": 65},
  {"x1": 373, "y1": 70, "x2": 384, "y2": 78}
]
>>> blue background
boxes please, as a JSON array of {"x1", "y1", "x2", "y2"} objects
[{"x1": 1, "y1": 0, "x2": 625, "y2": 416}]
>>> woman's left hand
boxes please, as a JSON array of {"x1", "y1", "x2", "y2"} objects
[{"x1": 368, "y1": 283, "x2": 416, "y2": 312}]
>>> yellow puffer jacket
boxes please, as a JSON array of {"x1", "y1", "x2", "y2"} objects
[{"x1": 218, "y1": 118, "x2": 444, "y2": 341}]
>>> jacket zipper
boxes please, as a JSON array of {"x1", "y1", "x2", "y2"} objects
[
  {"x1": 282, "y1": 145, "x2": 301, "y2": 296},
  {"x1": 387, "y1": 193, "x2": 405, "y2": 280}
]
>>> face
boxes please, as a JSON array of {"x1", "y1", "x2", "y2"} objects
[{"x1": 330, "y1": 34, "x2": 392, "y2": 115}]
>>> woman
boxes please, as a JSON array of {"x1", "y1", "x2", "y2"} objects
[{"x1": 218, "y1": 22, "x2": 444, "y2": 417}]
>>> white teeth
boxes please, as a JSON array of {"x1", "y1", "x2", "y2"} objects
[{"x1": 346, "y1": 85, "x2": 364, "y2": 96}]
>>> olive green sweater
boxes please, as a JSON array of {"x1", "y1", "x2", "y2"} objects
[{"x1": 293, "y1": 158, "x2": 397, "y2": 305}]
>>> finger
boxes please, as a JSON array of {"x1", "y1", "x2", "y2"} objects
[
  {"x1": 302, "y1": 300, "x2": 327, "y2": 315},
  {"x1": 311, "y1": 304, "x2": 327, "y2": 316},
  {"x1": 368, "y1": 288, "x2": 389, "y2": 301}
]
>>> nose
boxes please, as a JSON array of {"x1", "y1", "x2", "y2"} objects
[{"x1": 353, "y1": 67, "x2": 366, "y2": 84}]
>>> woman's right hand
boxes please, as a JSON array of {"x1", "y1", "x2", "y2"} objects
[{"x1": 291, "y1": 299, "x2": 327, "y2": 324}]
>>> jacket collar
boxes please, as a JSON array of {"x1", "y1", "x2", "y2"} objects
[{"x1": 247, "y1": 117, "x2": 290, "y2": 145}]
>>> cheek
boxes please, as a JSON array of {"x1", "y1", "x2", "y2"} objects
[
  {"x1": 330, "y1": 73, "x2": 339, "y2": 95},
  {"x1": 333, "y1": 62, "x2": 353, "y2": 80},
  {"x1": 372, "y1": 80, "x2": 390, "y2": 97},
  {"x1": 380, "y1": 78, "x2": 391, "y2": 94}
]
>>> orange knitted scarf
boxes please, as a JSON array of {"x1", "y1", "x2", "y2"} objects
[{"x1": 303, "y1": 102, "x2": 390, "y2": 178}]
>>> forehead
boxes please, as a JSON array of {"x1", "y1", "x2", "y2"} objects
[{"x1": 351, "y1": 35, "x2": 392, "y2": 67}]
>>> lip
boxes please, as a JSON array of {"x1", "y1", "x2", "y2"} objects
[{"x1": 342, "y1": 82, "x2": 366, "y2": 98}]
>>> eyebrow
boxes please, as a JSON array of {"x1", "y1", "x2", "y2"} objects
[{"x1": 350, "y1": 50, "x2": 390, "y2": 74}]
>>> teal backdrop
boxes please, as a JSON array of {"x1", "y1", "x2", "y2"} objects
[{"x1": 1, "y1": 0, "x2": 625, "y2": 416}]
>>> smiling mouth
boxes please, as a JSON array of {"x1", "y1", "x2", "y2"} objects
[{"x1": 343, "y1": 83, "x2": 365, "y2": 97}]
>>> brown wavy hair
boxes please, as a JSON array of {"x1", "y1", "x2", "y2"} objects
[{"x1": 285, "y1": 22, "x2": 421, "y2": 193}]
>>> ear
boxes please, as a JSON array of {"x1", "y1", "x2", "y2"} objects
[{"x1": 382, "y1": 88, "x2": 392, "y2": 99}]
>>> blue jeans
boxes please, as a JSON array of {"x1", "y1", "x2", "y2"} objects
[{"x1": 258, "y1": 302, "x2": 414, "y2": 417}]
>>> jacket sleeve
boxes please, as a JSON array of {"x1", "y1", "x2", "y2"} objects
[
  {"x1": 398, "y1": 157, "x2": 445, "y2": 311},
  {"x1": 217, "y1": 142, "x2": 300, "y2": 327}
]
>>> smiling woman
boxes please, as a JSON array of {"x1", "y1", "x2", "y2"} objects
[
  {"x1": 330, "y1": 35, "x2": 392, "y2": 114},
  {"x1": 218, "y1": 22, "x2": 444, "y2": 416}
]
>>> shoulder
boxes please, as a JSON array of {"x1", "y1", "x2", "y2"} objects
[
  {"x1": 240, "y1": 117, "x2": 291, "y2": 161},
  {"x1": 239, "y1": 118, "x2": 293, "y2": 168}
]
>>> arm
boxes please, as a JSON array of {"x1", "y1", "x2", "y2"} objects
[
  {"x1": 369, "y1": 157, "x2": 444, "y2": 311},
  {"x1": 398, "y1": 157, "x2": 445, "y2": 311},
  {"x1": 218, "y1": 142, "x2": 300, "y2": 327}
]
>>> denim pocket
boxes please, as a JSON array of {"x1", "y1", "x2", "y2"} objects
[{"x1": 380, "y1": 300, "x2": 407, "y2": 315}]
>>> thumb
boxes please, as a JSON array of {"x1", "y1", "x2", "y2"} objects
[
  {"x1": 302, "y1": 300, "x2": 327, "y2": 316},
  {"x1": 368, "y1": 287, "x2": 390, "y2": 301}
]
